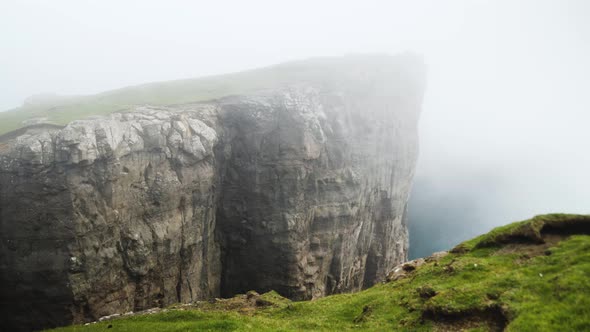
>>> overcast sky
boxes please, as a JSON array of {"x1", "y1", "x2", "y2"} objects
[{"x1": 1, "y1": 1, "x2": 589, "y2": 226}]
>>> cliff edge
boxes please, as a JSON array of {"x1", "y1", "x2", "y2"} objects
[{"x1": 0, "y1": 54, "x2": 426, "y2": 331}]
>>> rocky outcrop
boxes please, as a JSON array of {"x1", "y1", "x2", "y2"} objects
[
  {"x1": 0, "y1": 54, "x2": 425, "y2": 331},
  {"x1": 0, "y1": 107, "x2": 223, "y2": 331}
]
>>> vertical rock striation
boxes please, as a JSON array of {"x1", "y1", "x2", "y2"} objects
[
  {"x1": 0, "y1": 54, "x2": 425, "y2": 330},
  {"x1": 0, "y1": 108, "x2": 223, "y2": 331}
]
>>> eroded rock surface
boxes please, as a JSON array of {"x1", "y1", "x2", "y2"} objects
[{"x1": 0, "y1": 54, "x2": 425, "y2": 331}]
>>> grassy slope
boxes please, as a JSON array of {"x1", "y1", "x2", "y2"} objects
[
  {"x1": 49, "y1": 214, "x2": 590, "y2": 332},
  {"x1": 0, "y1": 54, "x2": 421, "y2": 135},
  {"x1": 0, "y1": 67, "x2": 285, "y2": 135}
]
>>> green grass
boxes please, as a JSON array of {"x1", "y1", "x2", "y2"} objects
[
  {"x1": 0, "y1": 69, "x2": 273, "y2": 135},
  {"x1": 0, "y1": 54, "x2": 421, "y2": 136},
  {"x1": 458, "y1": 213, "x2": 590, "y2": 251},
  {"x1": 49, "y1": 214, "x2": 590, "y2": 331}
]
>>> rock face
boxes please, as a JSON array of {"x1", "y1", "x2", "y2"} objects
[{"x1": 0, "y1": 55, "x2": 425, "y2": 331}]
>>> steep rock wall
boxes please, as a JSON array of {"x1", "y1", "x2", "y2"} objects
[
  {"x1": 217, "y1": 85, "x2": 420, "y2": 300},
  {"x1": 0, "y1": 107, "x2": 223, "y2": 331},
  {"x1": 0, "y1": 55, "x2": 425, "y2": 331}
]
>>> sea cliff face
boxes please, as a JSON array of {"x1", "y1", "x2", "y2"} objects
[{"x1": 0, "y1": 55, "x2": 425, "y2": 331}]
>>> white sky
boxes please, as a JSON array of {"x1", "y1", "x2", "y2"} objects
[{"x1": 1, "y1": 0, "x2": 589, "y2": 220}]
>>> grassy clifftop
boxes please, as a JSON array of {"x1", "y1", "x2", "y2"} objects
[
  {"x1": 49, "y1": 214, "x2": 590, "y2": 331},
  {"x1": 0, "y1": 53, "x2": 424, "y2": 136}
]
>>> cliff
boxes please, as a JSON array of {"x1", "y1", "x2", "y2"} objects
[{"x1": 0, "y1": 54, "x2": 426, "y2": 331}]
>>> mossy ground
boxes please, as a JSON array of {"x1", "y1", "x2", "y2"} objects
[{"x1": 49, "y1": 214, "x2": 590, "y2": 331}]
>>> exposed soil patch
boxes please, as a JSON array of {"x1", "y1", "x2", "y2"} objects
[
  {"x1": 494, "y1": 216, "x2": 590, "y2": 260},
  {"x1": 476, "y1": 223, "x2": 544, "y2": 248},
  {"x1": 476, "y1": 215, "x2": 590, "y2": 250},
  {"x1": 423, "y1": 305, "x2": 508, "y2": 332},
  {"x1": 494, "y1": 233, "x2": 564, "y2": 259},
  {"x1": 541, "y1": 217, "x2": 590, "y2": 237}
]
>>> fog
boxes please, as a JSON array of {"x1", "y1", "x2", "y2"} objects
[{"x1": 2, "y1": 0, "x2": 589, "y2": 256}]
